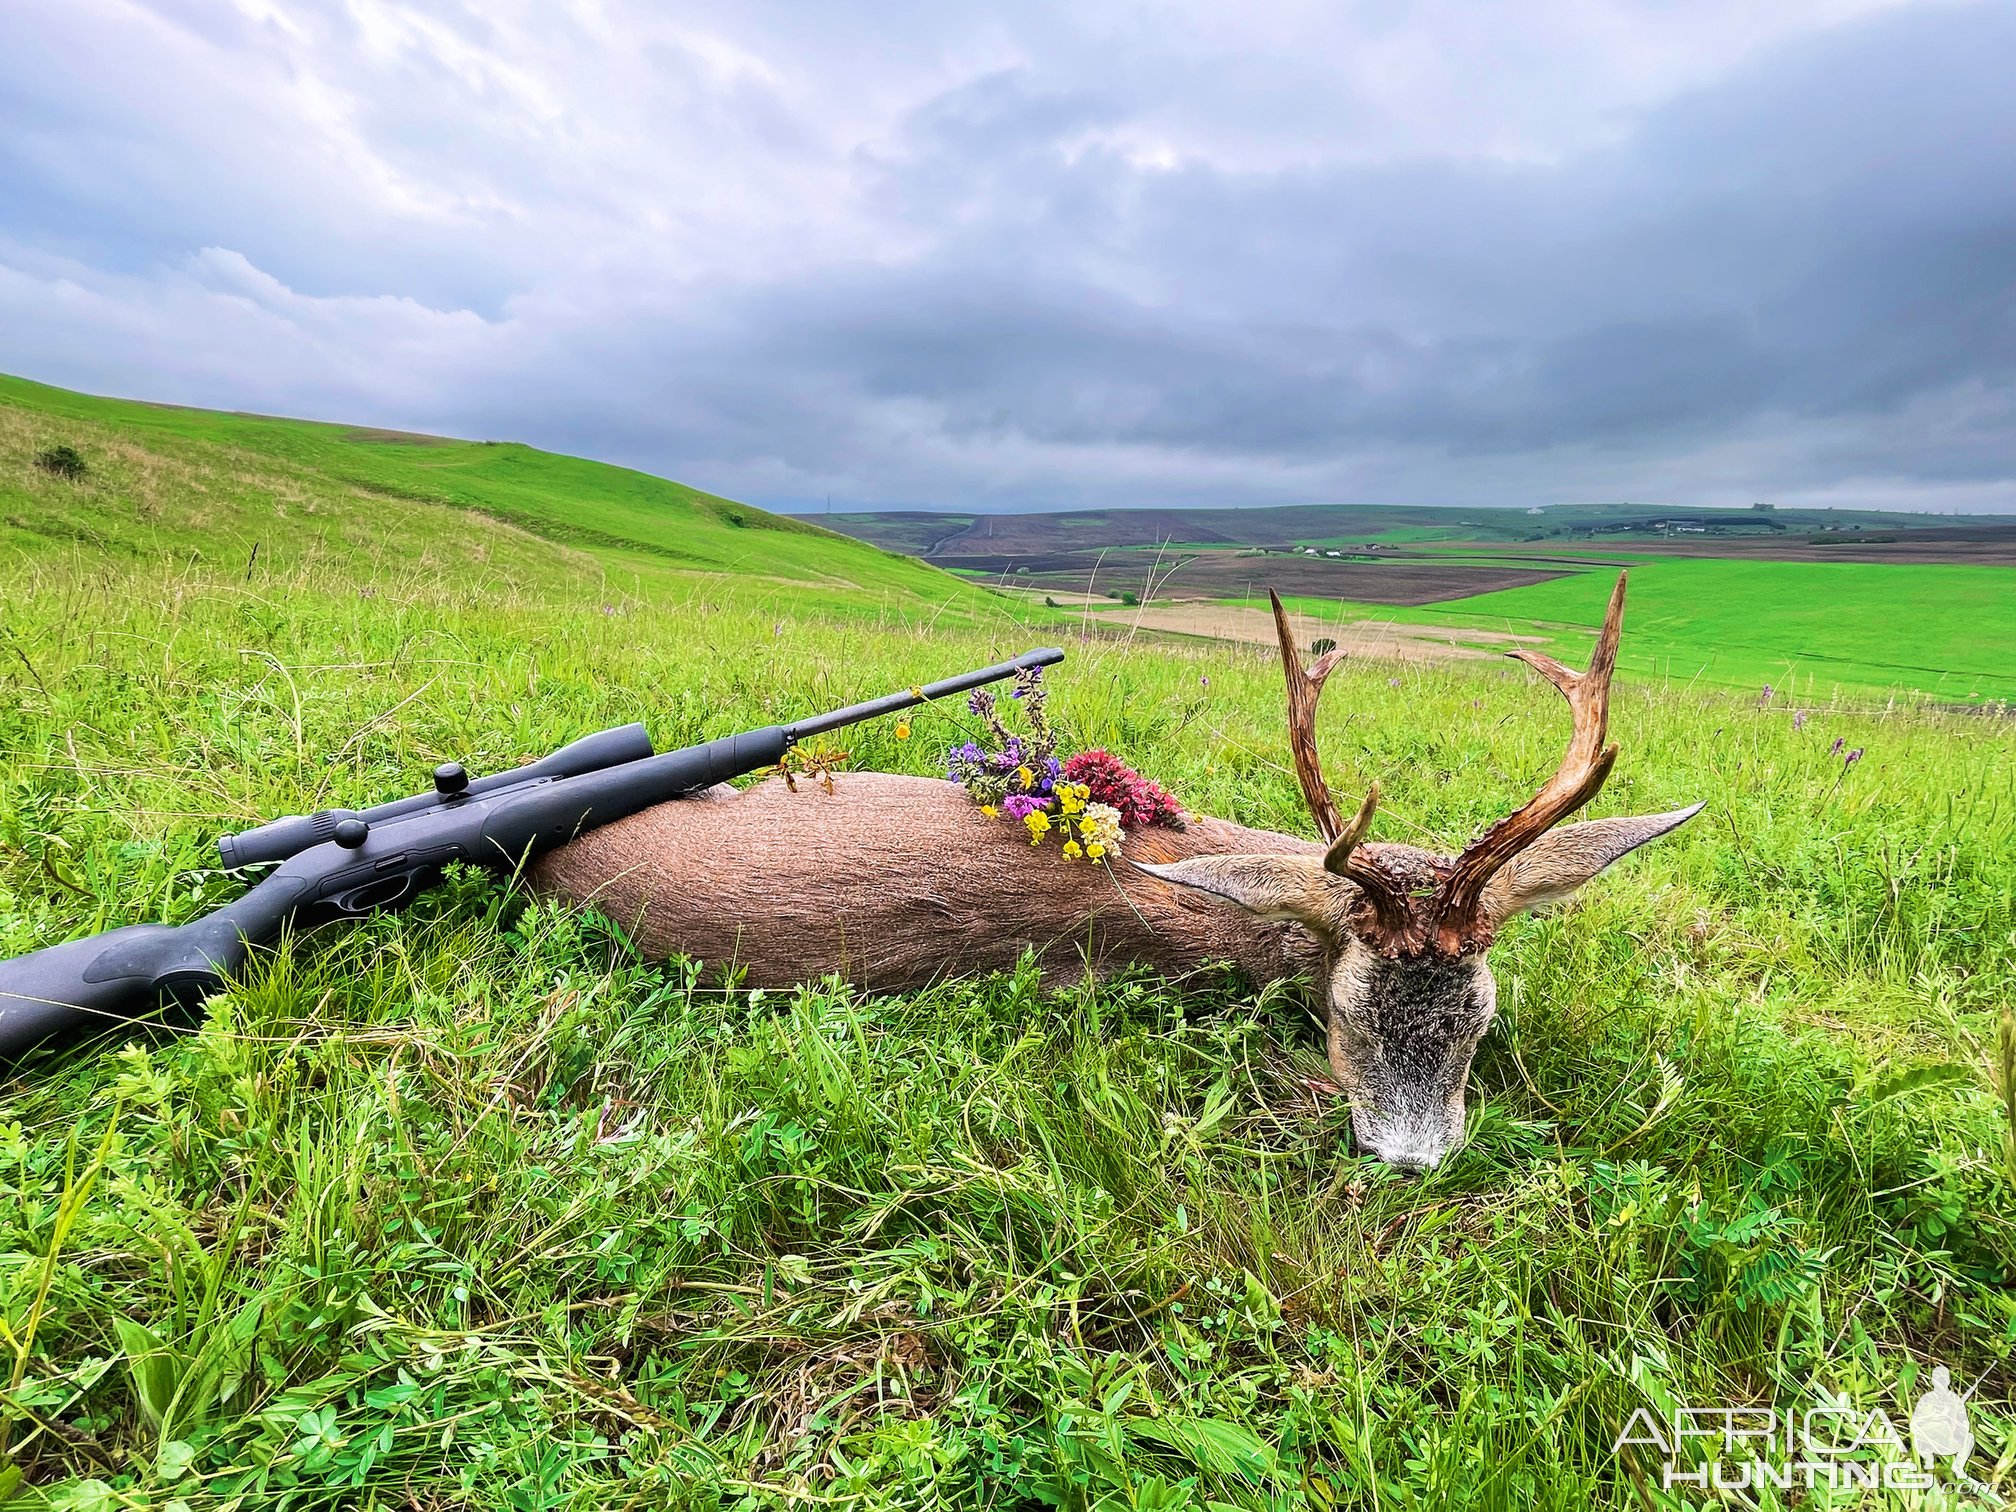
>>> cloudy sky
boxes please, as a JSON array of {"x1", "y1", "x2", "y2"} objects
[{"x1": 4, "y1": 1, "x2": 2013, "y2": 514}]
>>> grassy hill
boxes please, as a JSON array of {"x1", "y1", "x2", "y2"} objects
[
  {"x1": 1, "y1": 378, "x2": 2011, "y2": 1507},
  {"x1": 0, "y1": 374, "x2": 1004, "y2": 622}
]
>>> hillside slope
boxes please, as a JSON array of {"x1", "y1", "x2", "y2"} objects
[{"x1": 0, "y1": 374, "x2": 1002, "y2": 620}]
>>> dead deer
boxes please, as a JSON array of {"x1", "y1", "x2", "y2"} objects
[{"x1": 532, "y1": 571, "x2": 1698, "y2": 1170}]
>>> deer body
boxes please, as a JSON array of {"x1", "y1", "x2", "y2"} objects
[
  {"x1": 529, "y1": 772, "x2": 1327, "y2": 990},
  {"x1": 534, "y1": 573, "x2": 1700, "y2": 1170}
]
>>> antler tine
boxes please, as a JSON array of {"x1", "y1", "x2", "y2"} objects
[
  {"x1": 1322, "y1": 780, "x2": 1414, "y2": 937},
  {"x1": 1435, "y1": 571, "x2": 1628, "y2": 945},
  {"x1": 1323, "y1": 781, "x2": 1380, "y2": 866},
  {"x1": 1269, "y1": 591, "x2": 1416, "y2": 936},
  {"x1": 1269, "y1": 589, "x2": 1348, "y2": 843}
]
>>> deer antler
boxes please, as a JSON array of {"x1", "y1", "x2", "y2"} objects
[
  {"x1": 1433, "y1": 570, "x2": 1627, "y2": 951},
  {"x1": 1269, "y1": 592, "x2": 1413, "y2": 935},
  {"x1": 1270, "y1": 590, "x2": 1348, "y2": 841}
]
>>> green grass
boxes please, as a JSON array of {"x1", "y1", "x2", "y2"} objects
[
  {"x1": 2, "y1": 379, "x2": 2014, "y2": 1508},
  {"x1": 1240, "y1": 554, "x2": 2016, "y2": 702},
  {"x1": 1414, "y1": 560, "x2": 2016, "y2": 700},
  {"x1": 0, "y1": 375, "x2": 1011, "y2": 625}
]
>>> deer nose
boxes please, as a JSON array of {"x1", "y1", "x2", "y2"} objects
[
  {"x1": 1361, "y1": 1117, "x2": 1456, "y2": 1172},
  {"x1": 1351, "y1": 1101, "x2": 1462, "y2": 1172},
  {"x1": 1371, "y1": 1139, "x2": 1444, "y2": 1173}
]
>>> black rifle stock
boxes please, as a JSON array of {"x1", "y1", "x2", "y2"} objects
[{"x1": 0, "y1": 648, "x2": 1064, "y2": 1061}]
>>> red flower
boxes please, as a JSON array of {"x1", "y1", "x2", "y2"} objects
[{"x1": 1061, "y1": 749, "x2": 1185, "y2": 829}]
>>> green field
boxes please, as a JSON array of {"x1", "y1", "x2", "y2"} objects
[
  {"x1": 823, "y1": 495, "x2": 2016, "y2": 701},
  {"x1": 2, "y1": 378, "x2": 2013, "y2": 1508},
  {"x1": 1236, "y1": 556, "x2": 2016, "y2": 702},
  {"x1": 1415, "y1": 559, "x2": 2015, "y2": 700}
]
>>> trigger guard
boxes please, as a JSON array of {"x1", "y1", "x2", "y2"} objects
[{"x1": 329, "y1": 873, "x2": 421, "y2": 915}]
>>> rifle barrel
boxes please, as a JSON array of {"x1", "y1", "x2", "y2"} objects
[{"x1": 787, "y1": 646, "x2": 1064, "y2": 740}]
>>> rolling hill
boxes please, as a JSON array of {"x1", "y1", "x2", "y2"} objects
[
  {"x1": 810, "y1": 499, "x2": 2012, "y2": 557},
  {"x1": 0, "y1": 374, "x2": 1005, "y2": 622}
]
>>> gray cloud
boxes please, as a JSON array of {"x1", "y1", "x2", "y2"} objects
[{"x1": 1, "y1": 0, "x2": 2011, "y2": 512}]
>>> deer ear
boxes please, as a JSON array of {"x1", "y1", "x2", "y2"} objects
[
  {"x1": 1131, "y1": 853, "x2": 1349, "y2": 934},
  {"x1": 1480, "y1": 803, "x2": 1703, "y2": 921}
]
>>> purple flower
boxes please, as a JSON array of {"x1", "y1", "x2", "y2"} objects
[
  {"x1": 1844, "y1": 747, "x2": 1864, "y2": 766},
  {"x1": 1002, "y1": 793, "x2": 1049, "y2": 821},
  {"x1": 1830, "y1": 737, "x2": 1845, "y2": 756},
  {"x1": 1760, "y1": 684, "x2": 1775, "y2": 703},
  {"x1": 1792, "y1": 709, "x2": 1808, "y2": 731},
  {"x1": 1388, "y1": 678, "x2": 1401, "y2": 689},
  {"x1": 1200, "y1": 675, "x2": 1210, "y2": 688}
]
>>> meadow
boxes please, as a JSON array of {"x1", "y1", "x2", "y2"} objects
[
  {"x1": 1, "y1": 379, "x2": 2013, "y2": 1509},
  {"x1": 1251, "y1": 556, "x2": 2016, "y2": 703}
]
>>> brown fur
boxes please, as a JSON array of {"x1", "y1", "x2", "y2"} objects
[
  {"x1": 530, "y1": 770, "x2": 1697, "y2": 993},
  {"x1": 529, "y1": 772, "x2": 1327, "y2": 990}
]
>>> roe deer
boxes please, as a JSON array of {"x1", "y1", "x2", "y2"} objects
[{"x1": 533, "y1": 571, "x2": 1698, "y2": 1169}]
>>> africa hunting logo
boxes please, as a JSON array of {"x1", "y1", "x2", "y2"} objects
[{"x1": 1613, "y1": 1364, "x2": 1995, "y2": 1500}]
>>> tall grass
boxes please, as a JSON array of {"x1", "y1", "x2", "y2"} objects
[{"x1": 1, "y1": 393, "x2": 2013, "y2": 1508}]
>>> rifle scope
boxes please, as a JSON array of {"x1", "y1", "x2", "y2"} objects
[{"x1": 217, "y1": 722, "x2": 655, "y2": 869}]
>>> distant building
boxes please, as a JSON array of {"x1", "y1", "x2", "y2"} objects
[{"x1": 1526, "y1": 507, "x2": 1545, "y2": 516}]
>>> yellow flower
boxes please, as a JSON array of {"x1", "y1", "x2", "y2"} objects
[
  {"x1": 1016, "y1": 765, "x2": 1033, "y2": 786},
  {"x1": 1062, "y1": 840, "x2": 1083, "y2": 859},
  {"x1": 894, "y1": 721, "x2": 911, "y2": 740},
  {"x1": 1085, "y1": 841, "x2": 1106, "y2": 860},
  {"x1": 980, "y1": 804, "x2": 999, "y2": 819},
  {"x1": 1023, "y1": 810, "x2": 1051, "y2": 843},
  {"x1": 1059, "y1": 788, "x2": 1084, "y2": 815}
]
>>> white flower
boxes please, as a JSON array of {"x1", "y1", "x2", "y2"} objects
[{"x1": 1079, "y1": 802, "x2": 1125, "y2": 853}]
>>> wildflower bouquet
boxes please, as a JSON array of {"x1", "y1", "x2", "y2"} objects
[{"x1": 944, "y1": 665, "x2": 1182, "y2": 862}]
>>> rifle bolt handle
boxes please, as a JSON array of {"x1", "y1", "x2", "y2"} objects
[
  {"x1": 332, "y1": 818, "x2": 370, "y2": 849},
  {"x1": 433, "y1": 762, "x2": 469, "y2": 797}
]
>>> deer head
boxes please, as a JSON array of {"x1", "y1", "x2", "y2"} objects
[{"x1": 1136, "y1": 573, "x2": 1700, "y2": 1171}]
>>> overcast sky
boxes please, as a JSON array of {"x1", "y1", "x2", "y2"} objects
[{"x1": 4, "y1": 1, "x2": 2014, "y2": 514}]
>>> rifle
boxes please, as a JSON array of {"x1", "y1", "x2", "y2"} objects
[{"x1": 0, "y1": 647, "x2": 1065, "y2": 1061}]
